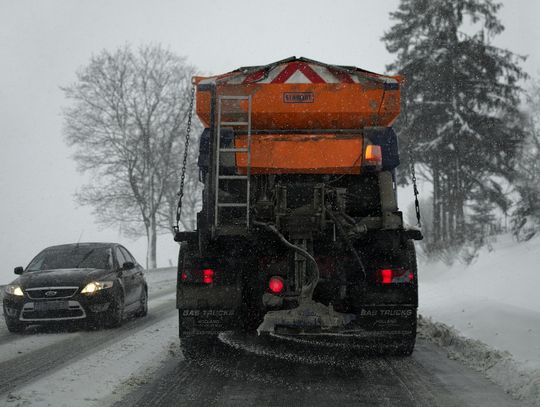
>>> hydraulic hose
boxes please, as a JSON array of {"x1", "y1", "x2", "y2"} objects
[
  {"x1": 324, "y1": 206, "x2": 367, "y2": 281},
  {"x1": 253, "y1": 221, "x2": 319, "y2": 302}
]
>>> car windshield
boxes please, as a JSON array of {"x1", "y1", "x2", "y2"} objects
[{"x1": 26, "y1": 246, "x2": 112, "y2": 271}]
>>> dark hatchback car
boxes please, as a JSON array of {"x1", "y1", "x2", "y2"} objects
[{"x1": 3, "y1": 242, "x2": 148, "y2": 333}]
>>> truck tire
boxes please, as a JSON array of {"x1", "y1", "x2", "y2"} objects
[
  {"x1": 239, "y1": 266, "x2": 264, "y2": 333},
  {"x1": 392, "y1": 310, "x2": 417, "y2": 356},
  {"x1": 239, "y1": 305, "x2": 263, "y2": 333},
  {"x1": 179, "y1": 322, "x2": 218, "y2": 360},
  {"x1": 177, "y1": 243, "x2": 197, "y2": 340},
  {"x1": 391, "y1": 240, "x2": 418, "y2": 356},
  {"x1": 394, "y1": 337, "x2": 416, "y2": 356}
]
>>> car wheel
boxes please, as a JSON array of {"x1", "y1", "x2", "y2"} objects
[
  {"x1": 5, "y1": 317, "x2": 26, "y2": 333},
  {"x1": 135, "y1": 288, "x2": 148, "y2": 318},
  {"x1": 84, "y1": 318, "x2": 99, "y2": 330},
  {"x1": 106, "y1": 294, "x2": 124, "y2": 328}
]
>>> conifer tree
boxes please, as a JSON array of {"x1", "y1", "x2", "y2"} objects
[
  {"x1": 512, "y1": 78, "x2": 540, "y2": 241},
  {"x1": 383, "y1": 0, "x2": 526, "y2": 256}
]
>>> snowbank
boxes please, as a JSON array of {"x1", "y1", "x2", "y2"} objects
[
  {"x1": 419, "y1": 316, "x2": 540, "y2": 406},
  {"x1": 419, "y1": 233, "x2": 540, "y2": 405}
]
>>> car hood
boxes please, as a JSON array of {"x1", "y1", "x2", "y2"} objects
[{"x1": 17, "y1": 268, "x2": 114, "y2": 288}]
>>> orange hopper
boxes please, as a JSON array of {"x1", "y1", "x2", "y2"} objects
[{"x1": 194, "y1": 57, "x2": 402, "y2": 174}]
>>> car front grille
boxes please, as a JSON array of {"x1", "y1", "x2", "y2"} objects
[
  {"x1": 21, "y1": 309, "x2": 85, "y2": 320},
  {"x1": 25, "y1": 287, "x2": 79, "y2": 300},
  {"x1": 20, "y1": 301, "x2": 86, "y2": 321}
]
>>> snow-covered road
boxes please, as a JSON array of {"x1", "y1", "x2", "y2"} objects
[
  {"x1": 0, "y1": 266, "x2": 526, "y2": 406},
  {"x1": 0, "y1": 268, "x2": 178, "y2": 406},
  {"x1": 114, "y1": 333, "x2": 521, "y2": 407}
]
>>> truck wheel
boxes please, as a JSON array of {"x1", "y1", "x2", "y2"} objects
[
  {"x1": 394, "y1": 338, "x2": 416, "y2": 356},
  {"x1": 394, "y1": 240, "x2": 418, "y2": 356},
  {"x1": 180, "y1": 334, "x2": 218, "y2": 360},
  {"x1": 239, "y1": 306, "x2": 263, "y2": 333},
  {"x1": 370, "y1": 240, "x2": 417, "y2": 356},
  {"x1": 178, "y1": 312, "x2": 188, "y2": 339},
  {"x1": 391, "y1": 308, "x2": 417, "y2": 356}
]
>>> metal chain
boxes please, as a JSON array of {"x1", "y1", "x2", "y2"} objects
[
  {"x1": 409, "y1": 150, "x2": 422, "y2": 228},
  {"x1": 403, "y1": 92, "x2": 421, "y2": 228},
  {"x1": 174, "y1": 85, "x2": 196, "y2": 232}
]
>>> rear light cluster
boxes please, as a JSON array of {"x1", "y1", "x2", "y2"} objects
[
  {"x1": 181, "y1": 268, "x2": 215, "y2": 285},
  {"x1": 363, "y1": 144, "x2": 382, "y2": 167},
  {"x1": 268, "y1": 276, "x2": 285, "y2": 294},
  {"x1": 377, "y1": 268, "x2": 414, "y2": 284},
  {"x1": 203, "y1": 269, "x2": 214, "y2": 284}
]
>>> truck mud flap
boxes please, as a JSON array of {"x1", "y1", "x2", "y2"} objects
[
  {"x1": 179, "y1": 308, "x2": 240, "y2": 336},
  {"x1": 353, "y1": 305, "x2": 417, "y2": 334}
]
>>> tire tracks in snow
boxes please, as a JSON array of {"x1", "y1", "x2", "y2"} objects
[{"x1": 118, "y1": 337, "x2": 522, "y2": 407}]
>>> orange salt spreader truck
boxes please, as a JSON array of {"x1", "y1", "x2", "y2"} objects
[{"x1": 174, "y1": 57, "x2": 423, "y2": 355}]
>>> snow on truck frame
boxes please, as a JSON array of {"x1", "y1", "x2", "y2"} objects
[{"x1": 174, "y1": 57, "x2": 422, "y2": 355}]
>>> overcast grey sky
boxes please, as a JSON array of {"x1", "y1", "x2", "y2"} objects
[{"x1": 1, "y1": 0, "x2": 538, "y2": 283}]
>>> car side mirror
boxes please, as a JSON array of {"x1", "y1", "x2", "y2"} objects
[
  {"x1": 122, "y1": 261, "x2": 135, "y2": 270},
  {"x1": 14, "y1": 266, "x2": 24, "y2": 275}
]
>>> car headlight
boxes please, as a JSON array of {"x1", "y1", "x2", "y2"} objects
[
  {"x1": 81, "y1": 281, "x2": 114, "y2": 294},
  {"x1": 5, "y1": 285, "x2": 24, "y2": 296}
]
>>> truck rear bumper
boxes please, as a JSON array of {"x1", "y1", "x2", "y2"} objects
[
  {"x1": 178, "y1": 290, "x2": 416, "y2": 338},
  {"x1": 267, "y1": 304, "x2": 417, "y2": 336}
]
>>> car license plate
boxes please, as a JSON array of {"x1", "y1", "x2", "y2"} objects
[{"x1": 34, "y1": 301, "x2": 69, "y2": 311}]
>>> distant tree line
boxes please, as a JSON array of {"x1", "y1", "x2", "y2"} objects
[
  {"x1": 383, "y1": 0, "x2": 539, "y2": 262},
  {"x1": 63, "y1": 2, "x2": 540, "y2": 267}
]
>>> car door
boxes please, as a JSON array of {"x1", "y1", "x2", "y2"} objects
[
  {"x1": 120, "y1": 246, "x2": 143, "y2": 302},
  {"x1": 115, "y1": 246, "x2": 136, "y2": 307}
]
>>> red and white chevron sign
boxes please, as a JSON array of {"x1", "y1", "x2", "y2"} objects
[
  {"x1": 241, "y1": 60, "x2": 355, "y2": 84},
  {"x1": 198, "y1": 57, "x2": 399, "y2": 87}
]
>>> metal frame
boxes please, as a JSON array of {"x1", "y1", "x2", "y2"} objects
[{"x1": 214, "y1": 95, "x2": 252, "y2": 232}]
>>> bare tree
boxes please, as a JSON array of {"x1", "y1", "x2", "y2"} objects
[{"x1": 63, "y1": 45, "x2": 199, "y2": 268}]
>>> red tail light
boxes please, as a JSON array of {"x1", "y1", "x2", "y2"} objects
[
  {"x1": 180, "y1": 268, "x2": 216, "y2": 284},
  {"x1": 380, "y1": 269, "x2": 393, "y2": 284},
  {"x1": 268, "y1": 276, "x2": 285, "y2": 294},
  {"x1": 203, "y1": 268, "x2": 214, "y2": 284},
  {"x1": 377, "y1": 268, "x2": 413, "y2": 284}
]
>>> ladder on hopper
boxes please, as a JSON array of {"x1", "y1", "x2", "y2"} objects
[{"x1": 214, "y1": 95, "x2": 252, "y2": 234}]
